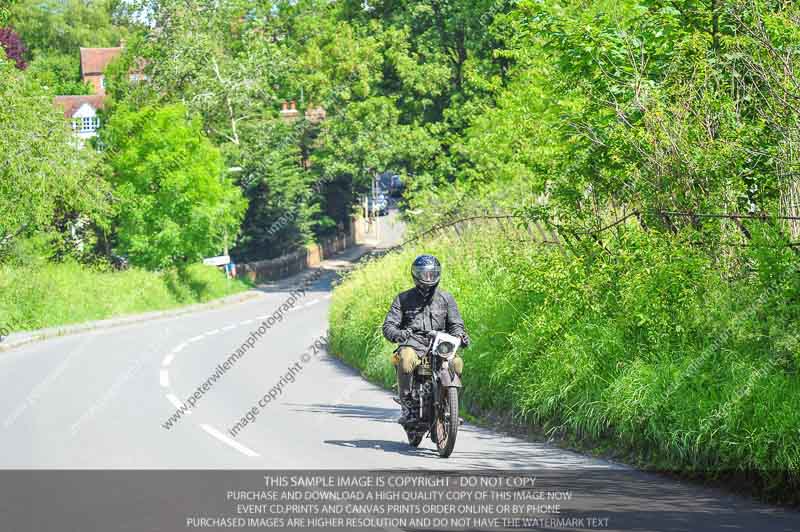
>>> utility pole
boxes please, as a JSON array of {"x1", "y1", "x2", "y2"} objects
[
  {"x1": 225, "y1": 166, "x2": 243, "y2": 278},
  {"x1": 226, "y1": 166, "x2": 243, "y2": 255},
  {"x1": 373, "y1": 171, "x2": 380, "y2": 243}
]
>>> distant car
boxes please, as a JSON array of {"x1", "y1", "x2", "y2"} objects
[
  {"x1": 389, "y1": 175, "x2": 404, "y2": 196},
  {"x1": 378, "y1": 172, "x2": 393, "y2": 190},
  {"x1": 377, "y1": 172, "x2": 404, "y2": 197},
  {"x1": 110, "y1": 254, "x2": 130, "y2": 271},
  {"x1": 368, "y1": 195, "x2": 389, "y2": 216}
]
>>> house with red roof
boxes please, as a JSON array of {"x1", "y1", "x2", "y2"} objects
[
  {"x1": 53, "y1": 94, "x2": 106, "y2": 140},
  {"x1": 53, "y1": 46, "x2": 145, "y2": 141},
  {"x1": 79, "y1": 46, "x2": 123, "y2": 95}
]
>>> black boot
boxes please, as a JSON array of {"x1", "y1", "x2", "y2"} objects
[
  {"x1": 397, "y1": 401, "x2": 412, "y2": 425},
  {"x1": 396, "y1": 367, "x2": 415, "y2": 424},
  {"x1": 395, "y1": 394, "x2": 417, "y2": 425}
]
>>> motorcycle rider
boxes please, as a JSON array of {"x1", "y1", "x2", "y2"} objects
[{"x1": 382, "y1": 254, "x2": 470, "y2": 424}]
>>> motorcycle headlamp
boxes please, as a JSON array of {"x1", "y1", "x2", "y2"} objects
[{"x1": 436, "y1": 341, "x2": 455, "y2": 356}]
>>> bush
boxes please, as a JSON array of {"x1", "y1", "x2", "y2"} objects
[{"x1": 328, "y1": 223, "x2": 799, "y2": 500}]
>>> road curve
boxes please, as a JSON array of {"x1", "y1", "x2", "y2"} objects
[{"x1": 0, "y1": 210, "x2": 797, "y2": 531}]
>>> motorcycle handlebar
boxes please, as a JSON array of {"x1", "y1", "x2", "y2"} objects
[
  {"x1": 410, "y1": 329, "x2": 462, "y2": 341},
  {"x1": 407, "y1": 329, "x2": 469, "y2": 349}
]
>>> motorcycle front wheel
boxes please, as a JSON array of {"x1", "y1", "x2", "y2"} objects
[{"x1": 434, "y1": 387, "x2": 459, "y2": 458}]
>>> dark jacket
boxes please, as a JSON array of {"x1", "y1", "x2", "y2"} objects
[{"x1": 382, "y1": 287, "x2": 467, "y2": 354}]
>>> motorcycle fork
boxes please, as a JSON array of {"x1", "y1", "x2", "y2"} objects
[
  {"x1": 431, "y1": 355, "x2": 441, "y2": 410},
  {"x1": 411, "y1": 374, "x2": 424, "y2": 420}
]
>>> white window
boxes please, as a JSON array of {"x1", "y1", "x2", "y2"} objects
[
  {"x1": 72, "y1": 116, "x2": 100, "y2": 134},
  {"x1": 100, "y1": 76, "x2": 106, "y2": 89}
]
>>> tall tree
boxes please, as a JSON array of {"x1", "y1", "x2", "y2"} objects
[
  {"x1": 0, "y1": 58, "x2": 108, "y2": 257},
  {"x1": 10, "y1": 0, "x2": 127, "y2": 96},
  {"x1": 234, "y1": 121, "x2": 319, "y2": 261},
  {"x1": 10, "y1": 0, "x2": 125, "y2": 56},
  {"x1": 101, "y1": 104, "x2": 246, "y2": 269},
  {"x1": 26, "y1": 52, "x2": 92, "y2": 94},
  {"x1": 114, "y1": 0, "x2": 343, "y2": 260}
]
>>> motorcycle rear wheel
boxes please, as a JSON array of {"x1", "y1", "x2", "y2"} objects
[{"x1": 434, "y1": 387, "x2": 459, "y2": 458}]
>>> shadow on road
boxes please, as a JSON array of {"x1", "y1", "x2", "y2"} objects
[
  {"x1": 289, "y1": 402, "x2": 614, "y2": 468},
  {"x1": 249, "y1": 239, "x2": 385, "y2": 297},
  {"x1": 324, "y1": 438, "x2": 438, "y2": 458},
  {"x1": 289, "y1": 402, "x2": 396, "y2": 423},
  {"x1": 251, "y1": 267, "x2": 335, "y2": 295}
]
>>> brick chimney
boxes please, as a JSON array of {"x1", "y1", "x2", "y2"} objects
[{"x1": 280, "y1": 99, "x2": 299, "y2": 123}]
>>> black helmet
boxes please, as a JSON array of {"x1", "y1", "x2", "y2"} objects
[{"x1": 411, "y1": 254, "x2": 441, "y2": 292}]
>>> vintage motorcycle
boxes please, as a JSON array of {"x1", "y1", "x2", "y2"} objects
[{"x1": 397, "y1": 330, "x2": 462, "y2": 458}]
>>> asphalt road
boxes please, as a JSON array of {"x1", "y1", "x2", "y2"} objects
[{"x1": 0, "y1": 209, "x2": 797, "y2": 531}]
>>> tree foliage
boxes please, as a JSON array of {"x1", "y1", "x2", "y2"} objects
[
  {"x1": 234, "y1": 120, "x2": 319, "y2": 260},
  {"x1": 10, "y1": 0, "x2": 800, "y2": 267},
  {"x1": 9, "y1": 0, "x2": 126, "y2": 96},
  {"x1": 0, "y1": 27, "x2": 26, "y2": 69},
  {"x1": 25, "y1": 52, "x2": 92, "y2": 94},
  {"x1": 10, "y1": 0, "x2": 124, "y2": 56},
  {"x1": 101, "y1": 104, "x2": 246, "y2": 269},
  {"x1": 407, "y1": 0, "x2": 800, "y2": 249},
  {"x1": 0, "y1": 58, "x2": 108, "y2": 258}
]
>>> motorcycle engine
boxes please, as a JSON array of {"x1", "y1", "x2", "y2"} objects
[{"x1": 417, "y1": 355, "x2": 433, "y2": 376}]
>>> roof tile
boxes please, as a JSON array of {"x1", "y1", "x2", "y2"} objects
[
  {"x1": 79, "y1": 47, "x2": 123, "y2": 75},
  {"x1": 53, "y1": 95, "x2": 106, "y2": 118}
]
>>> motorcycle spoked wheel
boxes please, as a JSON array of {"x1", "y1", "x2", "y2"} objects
[{"x1": 433, "y1": 387, "x2": 459, "y2": 458}]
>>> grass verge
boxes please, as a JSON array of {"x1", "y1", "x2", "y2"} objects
[
  {"x1": 0, "y1": 261, "x2": 252, "y2": 332},
  {"x1": 328, "y1": 223, "x2": 799, "y2": 504}
]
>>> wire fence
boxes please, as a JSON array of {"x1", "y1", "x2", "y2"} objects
[{"x1": 385, "y1": 209, "x2": 800, "y2": 253}]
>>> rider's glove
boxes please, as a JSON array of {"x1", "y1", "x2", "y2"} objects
[
  {"x1": 399, "y1": 329, "x2": 413, "y2": 342},
  {"x1": 459, "y1": 332, "x2": 471, "y2": 348}
]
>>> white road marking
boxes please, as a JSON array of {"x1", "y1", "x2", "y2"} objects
[
  {"x1": 255, "y1": 315, "x2": 270, "y2": 320},
  {"x1": 172, "y1": 342, "x2": 188, "y2": 354},
  {"x1": 304, "y1": 299, "x2": 320, "y2": 307},
  {"x1": 206, "y1": 329, "x2": 220, "y2": 335},
  {"x1": 162, "y1": 353, "x2": 175, "y2": 367},
  {"x1": 323, "y1": 293, "x2": 332, "y2": 300},
  {"x1": 166, "y1": 393, "x2": 189, "y2": 414},
  {"x1": 187, "y1": 334, "x2": 204, "y2": 343},
  {"x1": 200, "y1": 424, "x2": 260, "y2": 457},
  {"x1": 221, "y1": 324, "x2": 236, "y2": 332},
  {"x1": 240, "y1": 319, "x2": 254, "y2": 325},
  {"x1": 159, "y1": 369, "x2": 169, "y2": 387}
]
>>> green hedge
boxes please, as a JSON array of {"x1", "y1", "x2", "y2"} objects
[
  {"x1": 329, "y1": 224, "x2": 799, "y2": 499},
  {"x1": 0, "y1": 261, "x2": 251, "y2": 332}
]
